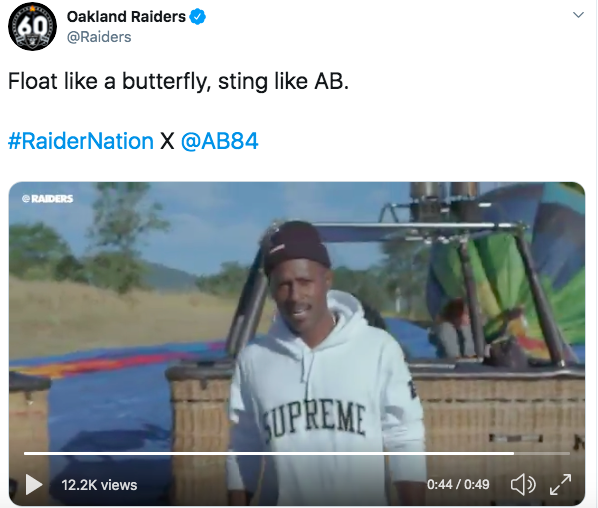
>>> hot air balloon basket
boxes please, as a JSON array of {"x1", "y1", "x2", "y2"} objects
[
  {"x1": 9, "y1": 372, "x2": 52, "y2": 506},
  {"x1": 415, "y1": 375, "x2": 584, "y2": 505},
  {"x1": 165, "y1": 360, "x2": 234, "y2": 506}
]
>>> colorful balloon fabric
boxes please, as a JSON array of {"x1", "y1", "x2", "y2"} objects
[
  {"x1": 426, "y1": 182, "x2": 585, "y2": 360},
  {"x1": 10, "y1": 342, "x2": 226, "y2": 379}
]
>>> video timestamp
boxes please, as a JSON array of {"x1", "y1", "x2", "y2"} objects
[{"x1": 427, "y1": 479, "x2": 490, "y2": 490}]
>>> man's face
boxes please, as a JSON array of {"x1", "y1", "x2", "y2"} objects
[{"x1": 269, "y1": 258, "x2": 332, "y2": 335}]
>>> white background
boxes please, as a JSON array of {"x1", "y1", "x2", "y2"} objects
[{"x1": 2, "y1": 0, "x2": 596, "y2": 506}]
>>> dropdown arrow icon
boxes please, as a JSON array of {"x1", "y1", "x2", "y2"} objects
[{"x1": 574, "y1": 12, "x2": 584, "y2": 18}]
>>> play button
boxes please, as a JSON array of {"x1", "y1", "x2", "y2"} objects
[{"x1": 26, "y1": 474, "x2": 42, "y2": 495}]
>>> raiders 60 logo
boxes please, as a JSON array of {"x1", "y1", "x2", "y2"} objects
[{"x1": 8, "y1": 3, "x2": 57, "y2": 51}]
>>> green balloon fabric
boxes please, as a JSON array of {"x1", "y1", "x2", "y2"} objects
[{"x1": 426, "y1": 183, "x2": 584, "y2": 360}]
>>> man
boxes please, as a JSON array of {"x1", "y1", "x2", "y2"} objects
[
  {"x1": 431, "y1": 298, "x2": 476, "y2": 358},
  {"x1": 226, "y1": 221, "x2": 427, "y2": 506}
]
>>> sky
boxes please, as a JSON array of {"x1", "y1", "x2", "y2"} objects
[{"x1": 9, "y1": 182, "x2": 504, "y2": 275}]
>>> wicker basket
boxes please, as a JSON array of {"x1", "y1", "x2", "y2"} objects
[
  {"x1": 9, "y1": 371, "x2": 52, "y2": 506},
  {"x1": 416, "y1": 372, "x2": 585, "y2": 506},
  {"x1": 166, "y1": 359, "x2": 235, "y2": 506},
  {"x1": 167, "y1": 362, "x2": 584, "y2": 506}
]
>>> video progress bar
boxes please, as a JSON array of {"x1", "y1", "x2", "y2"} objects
[
  {"x1": 514, "y1": 452, "x2": 571, "y2": 456},
  {"x1": 23, "y1": 452, "x2": 570, "y2": 456}
]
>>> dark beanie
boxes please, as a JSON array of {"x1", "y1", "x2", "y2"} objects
[{"x1": 263, "y1": 220, "x2": 331, "y2": 277}]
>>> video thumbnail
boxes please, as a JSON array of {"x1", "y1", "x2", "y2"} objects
[{"x1": 9, "y1": 182, "x2": 585, "y2": 505}]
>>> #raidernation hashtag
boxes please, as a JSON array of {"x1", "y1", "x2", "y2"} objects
[{"x1": 8, "y1": 132, "x2": 21, "y2": 149}]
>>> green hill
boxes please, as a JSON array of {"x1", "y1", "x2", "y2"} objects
[{"x1": 142, "y1": 261, "x2": 200, "y2": 291}]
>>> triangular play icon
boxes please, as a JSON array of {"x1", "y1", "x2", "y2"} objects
[{"x1": 26, "y1": 474, "x2": 42, "y2": 495}]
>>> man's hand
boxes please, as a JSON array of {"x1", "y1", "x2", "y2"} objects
[{"x1": 394, "y1": 481, "x2": 426, "y2": 506}]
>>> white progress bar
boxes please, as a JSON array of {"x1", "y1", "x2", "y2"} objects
[{"x1": 23, "y1": 451, "x2": 569, "y2": 456}]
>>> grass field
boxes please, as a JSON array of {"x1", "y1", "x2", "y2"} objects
[{"x1": 9, "y1": 277, "x2": 275, "y2": 360}]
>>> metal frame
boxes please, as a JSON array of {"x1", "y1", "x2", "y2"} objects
[
  {"x1": 224, "y1": 218, "x2": 577, "y2": 370},
  {"x1": 456, "y1": 240, "x2": 486, "y2": 359}
]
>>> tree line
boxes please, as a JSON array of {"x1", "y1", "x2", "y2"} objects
[
  {"x1": 11, "y1": 182, "x2": 583, "y2": 316},
  {"x1": 195, "y1": 237, "x2": 431, "y2": 317},
  {"x1": 10, "y1": 183, "x2": 170, "y2": 295},
  {"x1": 9, "y1": 182, "x2": 432, "y2": 316}
]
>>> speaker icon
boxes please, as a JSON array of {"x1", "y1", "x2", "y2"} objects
[{"x1": 511, "y1": 474, "x2": 536, "y2": 496}]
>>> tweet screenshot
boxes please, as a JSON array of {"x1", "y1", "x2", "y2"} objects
[{"x1": 3, "y1": 0, "x2": 596, "y2": 506}]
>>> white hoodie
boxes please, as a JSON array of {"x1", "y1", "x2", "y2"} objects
[{"x1": 226, "y1": 290, "x2": 427, "y2": 506}]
